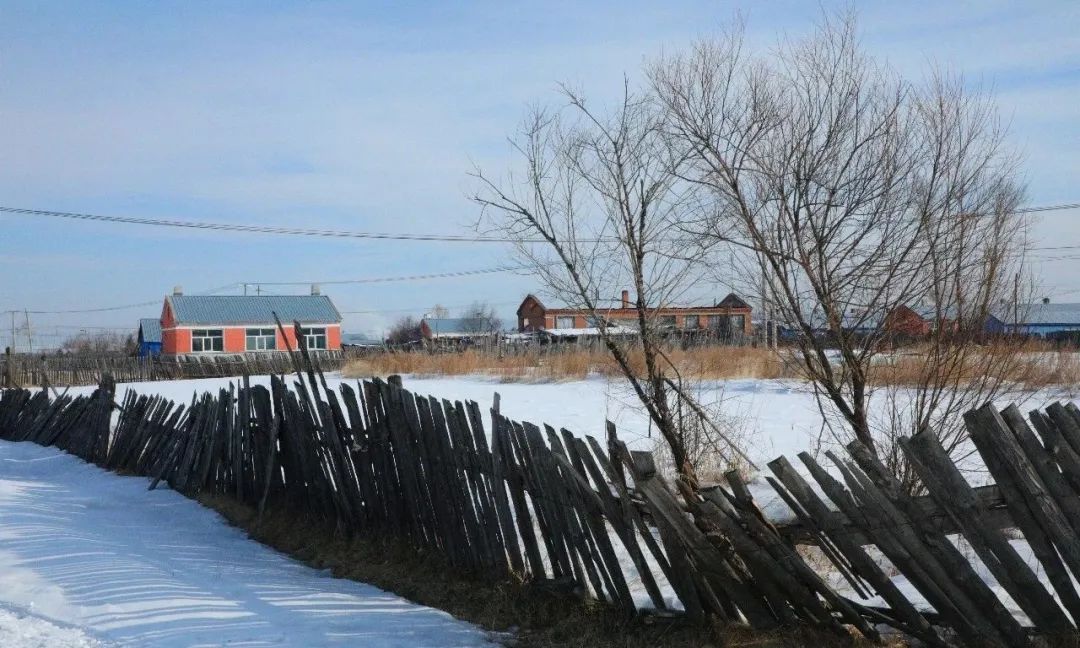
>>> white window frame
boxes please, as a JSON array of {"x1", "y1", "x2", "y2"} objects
[
  {"x1": 191, "y1": 328, "x2": 224, "y2": 353},
  {"x1": 245, "y1": 328, "x2": 277, "y2": 351},
  {"x1": 301, "y1": 326, "x2": 327, "y2": 350},
  {"x1": 555, "y1": 316, "x2": 576, "y2": 329},
  {"x1": 684, "y1": 314, "x2": 701, "y2": 329}
]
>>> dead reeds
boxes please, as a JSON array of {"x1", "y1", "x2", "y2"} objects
[{"x1": 342, "y1": 341, "x2": 1080, "y2": 388}]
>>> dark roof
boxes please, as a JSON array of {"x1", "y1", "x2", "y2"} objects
[
  {"x1": 517, "y1": 293, "x2": 547, "y2": 315},
  {"x1": 166, "y1": 295, "x2": 342, "y2": 325},
  {"x1": 138, "y1": 318, "x2": 162, "y2": 344},
  {"x1": 716, "y1": 293, "x2": 751, "y2": 310},
  {"x1": 422, "y1": 317, "x2": 497, "y2": 336}
]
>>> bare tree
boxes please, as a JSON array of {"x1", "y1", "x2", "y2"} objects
[
  {"x1": 385, "y1": 316, "x2": 421, "y2": 345},
  {"x1": 61, "y1": 331, "x2": 136, "y2": 355},
  {"x1": 652, "y1": 12, "x2": 1028, "y2": 484},
  {"x1": 430, "y1": 304, "x2": 450, "y2": 318},
  {"x1": 473, "y1": 83, "x2": 754, "y2": 486},
  {"x1": 459, "y1": 301, "x2": 503, "y2": 334}
]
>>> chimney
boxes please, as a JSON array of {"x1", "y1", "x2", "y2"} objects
[
  {"x1": 173, "y1": 285, "x2": 183, "y2": 296},
  {"x1": 311, "y1": 283, "x2": 321, "y2": 296},
  {"x1": 621, "y1": 289, "x2": 630, "y2": 309},
  {"x1": 1042, "y1": 297, "x2": 1050, "y2": 305}
]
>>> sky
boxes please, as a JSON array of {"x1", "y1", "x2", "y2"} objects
[{"x1": 0, "y1": 1, "x2": 1077, "y2": 348}]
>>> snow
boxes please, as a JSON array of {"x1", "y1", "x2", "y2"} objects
[
  {"x1": 0, "y1": 440, "x2": 495, "y2": 647},
  {"x1": 44, "y1": 372, "x2": 1074, "y2": 628},
  {"x1": 0, "y1": 605, "x2": 107, "y2": 648}
]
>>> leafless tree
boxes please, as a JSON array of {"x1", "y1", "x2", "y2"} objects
[
  {"x1": 652, "y1": 12, "x2": 1029, "y2": 486},
  {"x1": 385, "y1": 316, "x2": 421, "y2": 345},
  {"x1": 61, "y1": 332, "x2": 136, "y2": 355},
  {"x1": 459, "y1": 301, "x2": 503, "y2": 334},
  {"x1": 472, "y1": 83, "x2": 753, "y2": 486}
]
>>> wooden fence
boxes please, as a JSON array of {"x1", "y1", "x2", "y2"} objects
[
  {"x1": 3, "y1": 343, "x2": 1080, "y2": 645},
  {"x1": 0, "y1": 349, "x2": 350, "y2": 387}
]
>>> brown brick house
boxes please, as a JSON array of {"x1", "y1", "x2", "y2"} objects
[{"x1": 516, "y1": 291, "x2": 753, "y2": 335}]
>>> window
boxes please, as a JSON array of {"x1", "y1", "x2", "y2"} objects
[
  {"x1": 658, "y1": 315, "x2": 677, "y2": 329},
  {"x1": 192, "y1": 329, "x2": 223, "y2": 353},
  {"x1": 586, "y1": 316, "x2": 604, "y2": 327},
  {"x1": 246, "y1": 328, "x2": 276, "y2": 351},
  {"x1": 684, "y1": 314, "x2": 700, "y2": 329},
  {"x1": 731, "y1": 315, "x2": 745, "y2": 332},
  {"x1": 555, "y1": 316, "x2": 576, "y2": 329},
  {"x1": 301, "y1": 327, "x2": 327, "y2": 350},
  {"x1": 707, "y1": 314, "x2": 723, "y2": 329}
]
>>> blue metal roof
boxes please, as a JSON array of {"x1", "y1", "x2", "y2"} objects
[
  {"x1": 167, "y1": 295, "x2": 342, "y2": 325},
  {"x1": 423, "y1": 318, "x2": 477, "y2": 335},
  {"x1": 993, "y1": 303, "x2": 1080, "y2": 326},
  {"x1": 138, "y1": 318, "x2": 162, "y2": 343}
]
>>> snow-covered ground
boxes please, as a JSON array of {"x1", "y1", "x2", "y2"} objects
[
  {"x1": 0, "y1": 440, "x2": 495, "y2": 647},
  {"x1": 28, "y1": 372, "x2": 1076, "y2": 631}
]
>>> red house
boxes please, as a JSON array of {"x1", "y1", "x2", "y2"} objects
[
  {"x1": 159, "y1": 287, "x2": 342, "y2": 355},
  {"x1": 517, "y1": 290, "x2": 753, "y2": 335}
]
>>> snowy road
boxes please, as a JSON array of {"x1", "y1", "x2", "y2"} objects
[{"x1": 0, "y1": 440, "x2": 495, "y2": 647}]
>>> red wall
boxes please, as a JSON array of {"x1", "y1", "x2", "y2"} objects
[
  {"x1": 161, "y1": 324, "x2": 341, "y2": 355},
  {"x1": 162, "y1": 328, "x2": 191, "y2": 354},
  {"x1": 223, "y1": 328, "x2": 246, "y2": 353}
]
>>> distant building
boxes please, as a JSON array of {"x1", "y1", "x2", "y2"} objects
[
  {"x1": 419, "y1": 317, "x2": 498, "y2": 348},
  {"x1": 516, "y1": 290, "x2": 753, "y2": 337},
  {"x1": 341, "y1": 332, "x2": 383, "y2": 348},
  {"x1": 158, "y1": 286, "x2": 342, "y2": 355},
  {"x1": 136, "y1": 318, "x2": 162, "y2": 357},
  {"x1": 987, "y1": 300, "x2": 1080, "y2": 340}
]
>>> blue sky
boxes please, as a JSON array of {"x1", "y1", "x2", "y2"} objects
[{"x1": 1, "y1": 1, "x2": 1077, "y2": 346}]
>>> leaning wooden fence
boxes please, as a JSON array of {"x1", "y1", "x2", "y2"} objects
[
  {"x1": 2, "y1": 348, "x2": 1080, "y2": 645},
  {"x1": 0, "y1": 350, "x2": 348, "y2": 387}
]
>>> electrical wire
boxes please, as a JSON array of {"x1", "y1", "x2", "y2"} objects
[
  {"x1": 3, "y1": 202, "x2": 1079, "y2": 245},
  {"x1": 0, "y1": 206, "x2": 516, "y2": 243},
  {"x1": 244, "y1": 266, "x2": 529, "y2": 286}
]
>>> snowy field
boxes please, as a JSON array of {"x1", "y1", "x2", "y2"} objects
[{"x1": 0, "y1": 440, "x2": 495, "y2": 647}]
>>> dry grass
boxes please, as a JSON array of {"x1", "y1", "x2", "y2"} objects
[
  {"x1": 343, "y1": 341, "x2": 1080, "y2": 389},
  {"x1": 201, "y1": 493, "x2": 900, "y2": 647},
  {"x1": 343, "y1": 346, "x2": 797, "y2": 383},
  {"x1": 866, "y1": 340, "x2": 1080, "y2": 389}
]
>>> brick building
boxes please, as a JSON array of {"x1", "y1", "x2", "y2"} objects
[
  {"x1": 159, "y1": 287, "x2": 342, "y2": 355},
  {"x1": 516, "y1": 290, "x2": 753, "y2": 336}
]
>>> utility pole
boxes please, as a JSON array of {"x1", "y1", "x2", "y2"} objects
[
  {"x1": 1013, "y1": 272, "x2": 1020, "y2": 337},
  {"x1": 24, "y1": 310, "x2": 32, "y2": 353},
  {"x1": 10, "y1": 311, "x2": 15, "y2": 354}
]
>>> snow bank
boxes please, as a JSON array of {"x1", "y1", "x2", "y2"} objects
[{"x1": 0, "y1": 440, "x2": 494, "y2": 647}]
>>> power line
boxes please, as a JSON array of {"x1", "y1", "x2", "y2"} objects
[
  {"x1": 339, "y1": 300, "x2": 521, "y2": 315},
  {"x1": 4, "y1": 202, "x2": 1078, "y2": 245},
  {"x1": 244, "y1": 266, "x2": 529, "y2": 286},
  {"x1": 1, "y1": 268, "x2": 528, "y2": 315},
  {"x1": 1, "y1": 283, "x2": 238, "y2": 315},
  {"x1": 0, "y1": 206, "x2": 516, "y2": 243}
]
